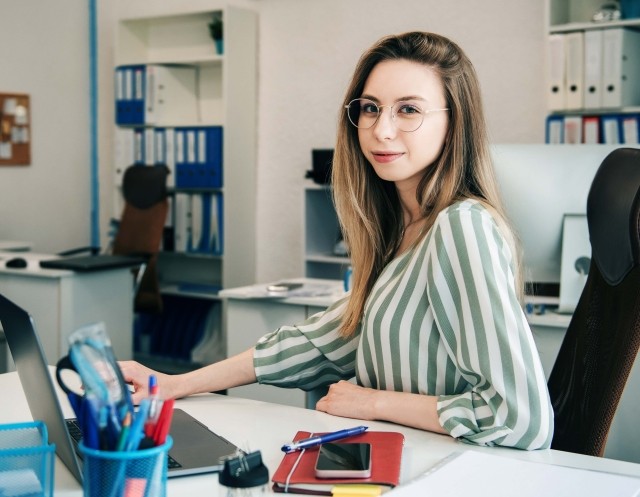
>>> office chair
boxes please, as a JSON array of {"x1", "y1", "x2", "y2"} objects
[
  {"x1": 111, "y1": 164, "x2": 170, "y2": 314},
  {"x1": 547, "y1": 147, "x2": 640, "y2": 457}
]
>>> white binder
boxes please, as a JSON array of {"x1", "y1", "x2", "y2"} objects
[
  {"x1": 547, "y1": 34, "x2": 567, "y2": 110},
  {"x1": 173, "y1": 192, "x2": 191, "y2": 253},
  {"x1": 565, "y1": 32, "x2": 584, "y2": 110},
  {"x1": 563, "y1": 115, "x2": 583, "y2": 144},
  {"x1": 113, "y1": 127, "x2": 134, "y2": 187},
  {"x1": 145, "y1": 65, "x2": 198, "y2": 125},
  {"x1": 602, "y1": 28, "x2": 640, "y2": 108},
  {"x1": 583, "y1": 29, "x2": 603, "y2": 109}
]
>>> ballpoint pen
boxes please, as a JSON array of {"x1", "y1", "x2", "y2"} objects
[{"x1": 281, "y1": 425, "x2": 368, "y2": 453}]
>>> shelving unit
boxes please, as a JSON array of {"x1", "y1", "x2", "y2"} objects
[
  {"x1": 304, "y1": 183, "x2": 351, "y2": 280},
  {"x1": 545, "y1": 0, "x2": 640, "y2": 144},
  {"x1": 113, "y1": 2, "x2": 258, "y2": 373}
]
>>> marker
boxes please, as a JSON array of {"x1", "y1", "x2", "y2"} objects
[{"x1": 281, "y1": 425, "x2": 368, "y2": 453}]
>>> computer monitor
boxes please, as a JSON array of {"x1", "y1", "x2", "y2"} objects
[{"x1": 492, "y1": 144, "x2": 620, "y2": 297}]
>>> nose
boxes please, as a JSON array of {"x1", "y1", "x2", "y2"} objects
[{"x1": 372, "y1": 105, "x2": 397, "y2": 140}]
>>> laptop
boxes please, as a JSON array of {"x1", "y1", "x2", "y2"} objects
[
  {"x1": 0, "y1": 293, "x2": 240, "y2": 482},
  {"x1": 39, "y1": 254, "x2": 147, "y2": 272}
]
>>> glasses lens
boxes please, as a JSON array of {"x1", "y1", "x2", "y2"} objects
[
  {"x1": 347, "y1": 99, "x2": 378, "y2": 129},
  {"x1": 393, "y1": 101, "x2": 425, "y2": 132}
]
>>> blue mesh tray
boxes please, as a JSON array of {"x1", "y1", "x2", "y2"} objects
[{"x1": 0, "y1": 421, "x2": 55, "y2": 497}]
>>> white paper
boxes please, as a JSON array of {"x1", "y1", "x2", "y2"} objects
[{"x1": 387, "y1": 451, "x2": 640, "y2": 497}]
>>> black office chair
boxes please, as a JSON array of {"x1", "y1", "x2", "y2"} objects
[{"x1": 548, "y1": 147, "x2": 640, "y2": 456}]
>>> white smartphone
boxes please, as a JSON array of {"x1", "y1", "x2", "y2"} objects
[{"x1": 314, "y1": 442, "x2": 372, "y2": 479}]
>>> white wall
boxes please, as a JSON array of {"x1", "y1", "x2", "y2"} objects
[
  {"x1": 0, "y1": 0, "x2": 547, "y2": 281},
  {"x1": 0, "y1": 0, "x2": 91, "y2": 253},
  {"x1": 254, "y1": 0, "x2": 546, "y2": 282}
]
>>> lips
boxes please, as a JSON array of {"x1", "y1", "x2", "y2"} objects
[{"x1": 371, "y1": 151, "x2": 404, "y2": 163}]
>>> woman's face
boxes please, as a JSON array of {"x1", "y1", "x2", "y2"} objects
[{"x1": 357, "y1": 59, "x2": 449, "y2": 193}]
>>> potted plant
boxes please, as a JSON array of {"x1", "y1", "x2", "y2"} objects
[{"x1": 208, "y1": 12, "x2": 224, "y2": 54}]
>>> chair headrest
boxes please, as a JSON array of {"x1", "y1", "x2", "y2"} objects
[
  {"x1": 122, "y1": 165, "x2": 170, "y2": 209},
  {"x1": 587, "y1": 148, "x2": 640, "y2": 286}
]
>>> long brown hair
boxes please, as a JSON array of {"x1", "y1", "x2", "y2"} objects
[{"x1": 332, "y1": 31, "x2": 521, "y2": 337}]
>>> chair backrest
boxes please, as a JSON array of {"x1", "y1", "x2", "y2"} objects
[
  {"x1": 112, "y1": 165, "x2": 170, "y2": 313},
  {"x1": 548, "y1": 147, "x2": 640, "y2": 456}
]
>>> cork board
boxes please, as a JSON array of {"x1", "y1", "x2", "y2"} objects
[{"x1": 0, "y1": 93, "x2": 31, "y2": 166}]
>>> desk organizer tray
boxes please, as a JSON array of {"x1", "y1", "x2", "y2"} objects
[{"x1": 0, "y1": 421, "x2": 55, "y2": 497}]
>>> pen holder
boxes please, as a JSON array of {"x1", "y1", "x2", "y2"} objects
[
  {"x1": 79, "y1": 436, "x2": 172, "y2": 497},
  {"x1": 0, "y1": 421, "x2": 55, "y2": 497}
]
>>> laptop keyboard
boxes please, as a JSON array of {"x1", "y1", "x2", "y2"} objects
[{"x1": 66, "y1": 419, "x2": 182, "y2": 469}]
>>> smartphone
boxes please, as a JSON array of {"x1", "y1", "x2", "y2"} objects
[
  {"x1": 314, "y1": 442, "x2": 372, "y2": 479},
  {"x1": 266, "y1": 282, "x2": 303, "y2": 292}
]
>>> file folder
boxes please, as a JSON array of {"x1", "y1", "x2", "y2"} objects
[
  {"x1": 133, "y1": 128, "x2": 145, "y2": 164},
  {"x1": 621, "y1": 114, "x2": 640, "y2": 144},
  {"x1": 548, "y1": 34, "x2": 567, "y2": 110},
  {"x1": 545, "y1": 115, "x2": 564, "y2": 144},
  {"x1": 583, "y1": 116, "x2": 601, "y2": 144},
  {"x1": 563, "y1": 115, "x2": 583, "y2": 143},
  {"x1": 144, "y1": 128, "x2": 155, "y2": 165},
  {"x1": 189, "y1": 193, "x2": 205, "y2": 253},
  {"x1": 198, "y1": 126, "x2": 223, "y2": 188},
  {"x1": 602, "y1": 28, "x2": 640, "y2": 108},
  {"x1": 173, "y1": 192, "x2": 191, "y2": 252},
  {"x1": 601, "y1": 114, "x2": 622, "y2": 144},
  {"x1": 144, "y1": 65, "x2": 198, "y2": 125},
  {"x1": 113, "y1": 128, "x2": 135, "y2": 186},
  {"x1": 583, "y1": 29, "x2": 603, "y2": 109},
  {"x1": 565, "y1": 32, "x2": 584, "y2": 110}
]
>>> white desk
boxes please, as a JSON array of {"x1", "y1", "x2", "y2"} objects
[
  {"x1": 1, "y1": 369, "x2": 639, "y2": 496},
  {"x1": 0, "y1": 240, "x2": 33, "y2": 252},
  {"x1": 0, "y1": 252, "x2": 134, "y2": 370},
  {"x1": 222, "y1": 279, "x2": 640, "y2": 465}
]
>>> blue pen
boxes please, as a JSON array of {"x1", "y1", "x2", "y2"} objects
[
  {"x1": 125, "y1": 398, "x2": 151, "y2": 451},
  {"x1": 281, "y1": 425, "x2": 368, "y2": 453}
]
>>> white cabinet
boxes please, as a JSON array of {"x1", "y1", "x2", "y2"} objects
[
  {"x1": 304, "y1": 184, "x2": 350, "y2": 280},
  {"x1": 114, "y1": 2, "x2": 258, "y2": 372}
]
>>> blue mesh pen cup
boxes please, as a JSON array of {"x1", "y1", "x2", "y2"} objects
[{"x1": 79, "y1": 436, "x2": 172, "y2": 497}]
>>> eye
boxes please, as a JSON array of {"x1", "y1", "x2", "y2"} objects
[
  {"x1": 396, "y1": 102, "x2": 423, "y2": 116},
  {"x1": 360, "y1": 102, "x2": 379, "y2": 115}
]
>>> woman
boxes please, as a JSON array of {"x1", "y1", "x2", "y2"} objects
[{"x1": 121, "y1": 31, "x2": 553, "y2": 450}]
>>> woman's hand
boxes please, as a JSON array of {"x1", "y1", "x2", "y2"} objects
[
  {"x1": 315, "y1": 380, "x2": 379, "y2": 420},
  {"x1": 118, "y1": 360, "x2": 173, "y2": 405}
]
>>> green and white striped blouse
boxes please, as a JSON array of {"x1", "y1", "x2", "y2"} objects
[{"x1": 254, "y1": 200, "x2": 554, "y2": 450}]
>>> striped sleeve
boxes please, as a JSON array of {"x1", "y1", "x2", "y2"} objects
[
  {"x1": 253, "y1": 295, "x2": 359, "y2": 391},
  {"x1": 427, "y1": 203, "x2": 553, "y2": 449}
]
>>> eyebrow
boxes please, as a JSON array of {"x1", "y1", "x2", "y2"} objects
[{"x1": 360, "y1": 94, "x2": 428, "y2": 103}]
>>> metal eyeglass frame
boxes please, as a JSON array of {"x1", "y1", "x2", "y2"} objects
[{"x1": 345, "y1": 98, "x2": 449, "y2": 132}]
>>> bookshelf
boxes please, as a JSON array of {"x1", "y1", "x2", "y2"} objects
[
  {"x1": 545, "y1": 0, "x2": 640, "y2": 144},
  {"x1": 304, "y1": 183, "x2": 351, "y2": 281},
  {"x1": 113, "y1": 2, "x2": 258, "y2": 372}
]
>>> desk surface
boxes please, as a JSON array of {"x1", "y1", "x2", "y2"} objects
[
  {"x1": 220, "y1": 277, "x2": 345, "y2": 307},
  {"x1": 1, "y1": 370, "x2": 640, "y2": 496}
]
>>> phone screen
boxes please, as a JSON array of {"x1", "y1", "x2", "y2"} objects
[{"x1": 314, "y1": 442, "x2": 372, "y2": 479}]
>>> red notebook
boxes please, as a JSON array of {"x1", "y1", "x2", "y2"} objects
[{"x1": 272, "y1": 430, "x2": 405, "y2": 495}]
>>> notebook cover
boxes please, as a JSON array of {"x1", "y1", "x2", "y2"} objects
[{"x1": 272, "y1": 430, "x2": 404, "y2": 495}]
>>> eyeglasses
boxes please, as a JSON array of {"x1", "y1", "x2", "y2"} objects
[{"x1": 345, "y1": 98, "x2": 449, "y2": 132}]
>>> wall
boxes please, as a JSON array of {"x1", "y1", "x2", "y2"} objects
[
  {"x1": 254, "y1": 0, "x2": 546, "y2": 282},
  {"x1": 0, "y1": 0, "x2": 547, "y2": 280},
  {"x1": 0, "y1": 1, "x2": 91, "y2": 253}
]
